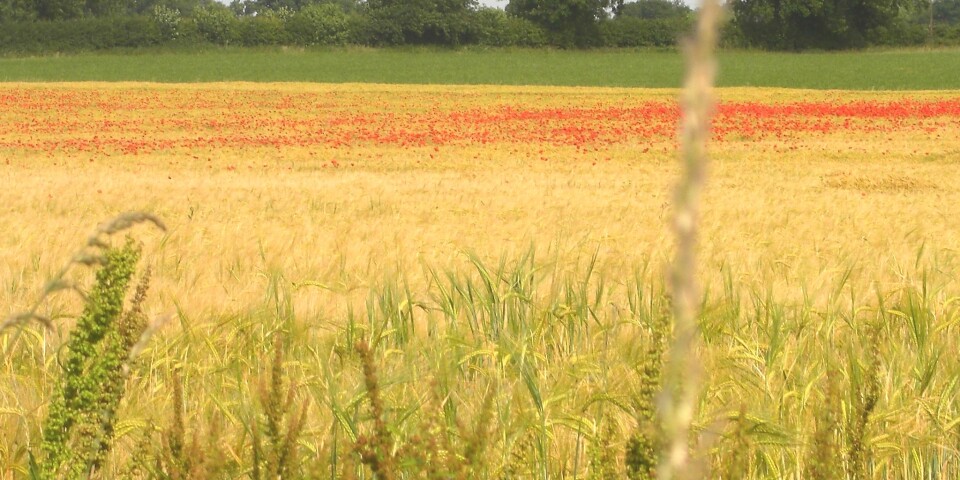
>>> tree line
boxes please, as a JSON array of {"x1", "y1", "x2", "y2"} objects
[{"x1": 1, "y1": 0, "x2": 959, "y2": 53}]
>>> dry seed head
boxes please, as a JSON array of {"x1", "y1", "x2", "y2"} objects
[
  {"x1": 660, "y1": 0, "x2": 722, "y2": 479},
  {"x1": 0, "y1": 311, "x2": 53, "y2": 332},
  {"x1": 94, "y1": 211, "x2": 167, "y2": 239},
  {"x1": 169, "y1": 368, "x2": 186, "y2": 464},
  {"x1": 807, "y1": 372, "x2": 841, "y2": 480},
  {"x1": 119, "y1": 268, "x2": 151, "y2": 346},
  {"x1": 42, "y1": 278, "x2": 74, "y2": 293},
  {"x1": 71, "y1": 253, "x2": 107, "y2": 266},
  {"x1": 86, "y1": 237, "x2": 112, "y2": 250},
  {"x1": 353, "y1": 340, "x2": 397, "y2": 480},
  {"x1": 128, "y1": 313, "x2": 173, "y2": 362}
]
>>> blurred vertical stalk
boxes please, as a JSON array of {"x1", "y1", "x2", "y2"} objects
[{"x1": 659, "y1": 1, "x2": 722, "y2": 479}]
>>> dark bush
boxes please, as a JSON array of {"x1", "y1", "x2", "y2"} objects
[
  {"x1": 475, "y1": 8, "x2": 547, "y2": 47},
  {"x1": 2, "y1": 2, "x2": 956, "y2": 53},
  {"x1": 285, "y1": 3, "x2": 349, "y2": 46},
  {"x1": 239, "y1": 13, "x2": 288, "y2": 46},
  {"x1": 599, "y1": 16, "x2": 691, "y2": 47},
  {"x1": 194, "y1": 4, "x2": 240, "y2": 45},
  {"x1": 353, "y1": 0, "x2": 480, "y2": 46},
  {"x1": 346, "y1": 9, "x2": 401, "y2": 45},
  {"x1": 618, "y1": 0, "x2": 692, "y2": 20},
  {"x1": 0, "y1": 16, "x2": 165, "y2": 53},
  {"x1": 941, "y1": 24, "x2": 960, "y2": 43}
]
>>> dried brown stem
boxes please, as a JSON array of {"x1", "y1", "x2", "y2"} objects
[{"x1": 659, "y1": 1, "x2": 722, "y2": 479}]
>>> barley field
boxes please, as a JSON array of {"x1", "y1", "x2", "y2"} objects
[{"x1": 1, "y1": 82, "x2": 960, "y2": 478}]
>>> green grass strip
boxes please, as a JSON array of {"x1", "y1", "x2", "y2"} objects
[{"x1": 1, "y1": 47, "x2": 959, "y2": 89}]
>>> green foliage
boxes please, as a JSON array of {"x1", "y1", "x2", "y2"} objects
[
  {"x1": 86, "y1": 0, "x2": 126, "y2": 18},
  {"x1": 5, "y1": 243, "x2": 960, "y2": 477},
  {"x1": 731, "y1": 0, "x2": 905, "y2": 49},
  {"x1": 806, "y1": 373, "x2": 842, "y2": 480},
  {"x1": 891, "y1": 0, "x2": 960, "y2": 44},
  {"x1": 4, "y1": 48, "x2": 960, "y2": 89},
  {"x1": 0, "y1": 0, "x2": 38, "y2": 22},
  {"x1": 151, "y1": 4, "x2": 182, "y2": 40},
  {"x1": 238, "y1": 11, "x2": 288, "y2": 45},
  {"x1": 845, "y1": 324, "x2": 882, "y2": 480},
  {"x1": 507, "y1": 0, "x2": 611, "y2": 46},
  {"x1": 152, "y1": 369, "x2": 233, "y2": 478},
  {"x1": 618, "y1": 0, "x2": 691, "y2": 20},
  {"x1": 146, "y1": 334, "x2": 309, "y2": 479},
  {"x1": 285, "y1": 3, "x2": 348, "y2": 45},
  {"x1": 227, "y1": 0, "x2": 356, "y2": 16},
  {"x1": 936, "y1": 0, "x2": 960, "y2": 23},
  {"x1": 193, "y1": 3, "x2": 239, "y2": 44},
  {"x1": 353, "y1": 340, "x2": 398, "y2": 479},
  {"x1": 718, "y1": 406, "x2": 752, "y2": 479},
  {"x1": 251, "y1": 336, "x2": 309, "y2": 480},
  {"x1": 40, "y1": 240, "x2": 148, "y2": 478},
  {"x1": 356, "y1": 0, "x2": 479, "y2": 46},
  {"x1": 0, "y1": 15, "x2": 164, "y2": 53},
  {"x1": 474, "y1": 7, "x2": 548, "y2": 46},
  {"x1": 625, "y1": 300, "x2": 667, "y2": 480},
  {"x1": 588, "y1": 420, "x2": 620, "y2": 479},
  {"x1": 599, "y1": 16, "x2": 691, "y2": 47},
  {"x1": 941, "y1": 22, "x2": 960, "y2": 40},
  {"x1": 34, "y1": 0, "x2": 84, "y2": 20},
  {"x1": 348, "y1": 340, "x2": 495, "y2": 479},
  {"x1": 1, "y1": 0, "x2": 959, "y2": 49}
]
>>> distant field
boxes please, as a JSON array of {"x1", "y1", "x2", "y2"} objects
[{"x1": 1, "y1": 47, "x2": 959, "y2": 89}]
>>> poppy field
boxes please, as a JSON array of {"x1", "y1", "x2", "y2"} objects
[{"x1": 2, "y1": 82, "x2": 960, "y2": 478}]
